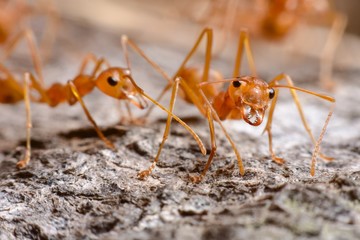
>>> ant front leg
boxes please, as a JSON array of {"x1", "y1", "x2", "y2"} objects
[
  {"x1": 267, "y1": 73, "x2": 335, "y2": 174},
  {"x1": 16, "y1": 73, "x2": 32, "y2": 168},
  {"x1": 137, "y1": 78, "x2": 181, "y2": 180},
  {"x1": 182, "y1": 78, "x2": 245, "y2": 181},
  {"x1": 189, "y1": 107, "x2": 217, "y2": 183},
  {"x1": 197, "y1": 83, "x2": 246, "y2": 178},
  {"x1": 137, "y1": 77, "x2": 206, "y2": 180},
  {"x1": 68, "y1": 81, "x2": 115, "y2": 149},
  {"x1": 262, "y1": 88, "x2": 285, "y2": 164}
]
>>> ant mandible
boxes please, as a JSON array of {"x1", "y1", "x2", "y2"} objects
[
  {"x1": 189, "y1": 0, "x2": 347, "y2": 90},
  {"x1": 125, "y1": 27, "x2": 335, "y2": 183},
  {"x1": 1, "y1": 31, "x2": 206, "y2": 169}
]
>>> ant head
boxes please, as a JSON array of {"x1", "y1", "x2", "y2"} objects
[
  {"x1": 95, "y1": 67, "x2": 147, "y2": 109},
  {"x1": 229, "y1": 76, "x2": 275, "y2": 126}
]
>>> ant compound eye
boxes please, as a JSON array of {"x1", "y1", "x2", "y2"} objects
[
  {"x1": 107, "y1": 76, "x2": 118, "y2": 86},
  {"x1": 269, "y1": 88, "x2": 275, "y2": 99},
  {"x1": 232, "y1": 81, "x2": 241, "y2": 88}
]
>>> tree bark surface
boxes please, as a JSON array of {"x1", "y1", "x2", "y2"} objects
[{"x1": 0, "y1": 19, "x2": 360, "y2": 240}]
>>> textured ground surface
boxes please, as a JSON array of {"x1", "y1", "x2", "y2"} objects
[{"x1": 1, "y1": 12, "x2": 360, "y2": 240}]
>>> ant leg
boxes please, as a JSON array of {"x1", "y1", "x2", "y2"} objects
[
  {"x1": 120, "y1": 37, "x2": 206, "y2": 154},
  {"x1": 27, "y1": 73, "x2": 49, "y2": 103},
  {"x1": 16, "y1": 73, "x2": 32, "y2": 168},
  {"x1": 137, "y1": 78, "x2": 182, "y2": 179},
  {"x1": 77, "y1": 53, "x2": 99, "y2": 74},
  {"x1": 125, "y1": 101, "x2": 135, "y2": 124},
  {"x1": 142, "y1": 83, "x2": 172, "y2": 119},
  {"x1": 36, "y1": 0, "x2": 60, "y2": 61},
  {"x1": 121, "y1": 35, "x2": 174, "y2": 119},
  {"x1": 310, "y1": 103, "x2": 334, "y2": 176},
  {"x1": 121, "y1": 35, "x2": 173, "y2": 84},
  {"x1": 267, "y1": 73, "x2": 335, "y2": 172},
  {"x1": 129, "y1": 27, "x2": 213, "y2": 93},
  {"x1": 122, "y1": 29, "x2": 213, "y2": 118},
  {"x1": 217, "y1": 0, "x2": 240, "y2": 53},
  {"x1": 262, "y1": 89, "x2": 285, "y2": 164},
  {"x1": 189, "y1": 107, "x2": 217, "y2": 183},
  {"x1": 174, "y1": 28, "x2": 213, "y2": 83},
  {"x1": 181, "y1": 78, "x2": 245, "y2": 177},
  {"x1": 196, "y1": 84, "x2": 245, "y2": 176},
  {"x1": 0, "y1": 64, "x2": 48, "y2": 104},
  {"x1": 139, "y1": 86, "x2": 207, "y2": 157},
  {"x1": 116, "y1": 101, "x2": 126, "y2": 124},
  {"x1": 2, "y1": 29, "x2": 45, "y2": 85},
  {"x1": 233, "y1": 29, "x2": 257, "y2": 77},
  {"x1": 68, "y1": 81, "x2": 115, "y2": 149},
  {"x1": 319, "y1": 13, "x2": 347, "y2": 90}
]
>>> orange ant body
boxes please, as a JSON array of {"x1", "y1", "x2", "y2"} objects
[
  {"x1": 1, "y1": 31, "x2": 205, "y2": 169},
  {"x1": 187, "y1": 0, "x2": 347, "y2": 89},
  {"x1": 127, "y1": 28, "x2": 335, "y2": 183}
]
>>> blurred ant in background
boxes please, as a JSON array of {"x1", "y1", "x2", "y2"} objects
[
  {"x1": 0, "y1": 0, "x2": 58, "y2": 61},
  {"x1": 185, "y1": 0, "x2": 347, "y2": 89}
]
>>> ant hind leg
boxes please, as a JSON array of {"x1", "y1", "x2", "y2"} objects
[
  {"x1": 189, "y1": 107, "x2": 217, "y2": 183},
  {"x1": 16, "y1": 73, "x2": 32, "y2": 169},
  {"x1": 137, "y1": 78, "x2": 181, "y2": 180}
]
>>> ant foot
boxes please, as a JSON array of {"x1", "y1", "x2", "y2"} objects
[
  {"x1": 137, "y1": 170, "x2": 150, "y2": 180},
  {"x1": 16, "y1": 160, "x2": 28, "y2": 169},
  {"x1": 319, "y1": 153, "x2": 334, "y2": 162},
  {"x1": 104, "y1": 140, "x2": 115, "y2": 150},
  {"x1": 189, "y1": 174, "x2": 203, "y2": 183},
  {"x1": 272, "y1": 156, "x2": 285, "y2": 164}
]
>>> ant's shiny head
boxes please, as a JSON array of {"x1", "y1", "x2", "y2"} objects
[
  {"x1": 95, "y1": 67, "x2": 147, "y2": 109},
  {"x1": 229, "y1": 76, "x2": 275, "y2": 126}
]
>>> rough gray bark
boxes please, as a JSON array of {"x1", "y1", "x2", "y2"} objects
[{"x1": 0, "y1": 19, "x2": 360, "y2": 240}]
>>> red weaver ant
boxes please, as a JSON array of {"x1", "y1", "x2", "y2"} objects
[{"x1": 124, "y1": 27, "x2": 335, "y2": 183}]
